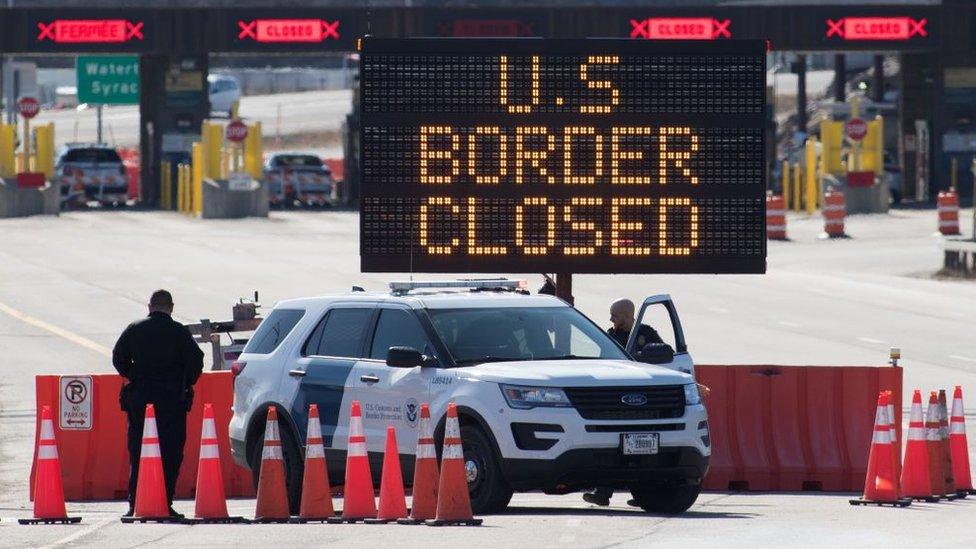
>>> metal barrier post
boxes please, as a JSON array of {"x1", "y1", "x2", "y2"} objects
[
  {"x1": 176, "y1": 164, "x2": 185, "y2": 213},
  {"x1": 192, "y1": 143, "x2": 204, "y2": 215},
  {"x1": 792, "y1": 162, "x2": 802, "y2": 212}
]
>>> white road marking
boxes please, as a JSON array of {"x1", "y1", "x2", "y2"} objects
[
  {"x1": 38, "y1": 517, "x2": 114, "y2": 549},
  {"x1": 857, "y1": 337, "x2": 885, "y2": 345},
  {"x1": 0, "y1": 301, "x2": 111, "y2": 358},
  {"x1": 949, "y1": 354, "x2": 976, "y2": 363}
]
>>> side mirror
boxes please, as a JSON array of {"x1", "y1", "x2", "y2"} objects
[
  {"x1": 636, "y1": 342, "x2": 674, "y2": 365},
  {"x1": 386, "y1": 346, "x2": 432, "y2": 368}
]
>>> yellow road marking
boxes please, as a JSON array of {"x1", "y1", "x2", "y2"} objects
[{"x1": 0, "y1": 301, "x2": 111, "y2": 358}]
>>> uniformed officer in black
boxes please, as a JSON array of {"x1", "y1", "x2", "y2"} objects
[
  {"x1": 584, "y1": 297, "x2": 664, "y2": 507},
  {"x1": 607, "y1": 297, "x2": 664, "y2": 351},
  {"x1": 113, "y1": 290, "x2": 203, "y2": 518}
]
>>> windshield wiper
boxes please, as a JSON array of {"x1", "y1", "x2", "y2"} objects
[{"x1": 455, "y1": 356, "x2": 519, "y2": 366}]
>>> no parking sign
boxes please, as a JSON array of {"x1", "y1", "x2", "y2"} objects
[{"x1": 59, "y1": 375, "x2": 93, "y2": 430}]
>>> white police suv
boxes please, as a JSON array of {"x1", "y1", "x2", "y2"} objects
[{"x1": 230, "y1": 280, "x2": 709, "y2": 514}]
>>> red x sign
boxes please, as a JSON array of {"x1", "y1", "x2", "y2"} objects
[
  {"x1": 237, "y1": 19, "x2": 340, "y2": 43},
  {"x1": 825, "y1": 17, "x2": 927, "y2": 40},
  {"x1": 36, "y1": 19, "x2": 144, "y2": 43},
  {"x1": 630, "y1": 18, "x2": 731, "y2": 40}
]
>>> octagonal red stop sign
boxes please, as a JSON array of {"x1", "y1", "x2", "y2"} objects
[
  {"x1": 17, "y1": 97, "x2": 40, "y2": 119},
  {"x1": 845, "y1": 117, "x2": 868, "y2": 141},
  {"x1": 225, "y1": 120, "x2": 248, "y2": 143}
]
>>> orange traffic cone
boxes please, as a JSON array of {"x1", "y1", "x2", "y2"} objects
[
  {"x1": 367, "y1": 426, "x2": 408, "y2": 523},
  {"x1": 938, "y1": 390, "x2": 961, "y2": 499},
  {"x1": 901, "y1": 390, "x2": 936, "y2": 502},
  {"x1": 19, "y1": 406, "x2": 81, "y2": 524},
  {"x1": 122, "y1": 404, "x2": 181, "y2": 523},
  {"x1": 850, "y1": 392, "x2": 910, "y2": 507},
  {"x1": 427, "y1": 403, "x2": 483, "y2": 525},
  {"x1": 950, "y1": 386, "x2": 975, "y2": 496},
  {"x1": 885, "y1": 390, "x2": 901, "y2": 495},
  {"x1": 399, "y1": 403, "x2": 439, "y2": 525},
  {"x1": 293, "y1": 404, "x2": 334, "y2": 523},
  {"x1": 329, "y1": 401, "x2": 376, "y2": 523},
  {"x1": 189, "y1": 403, "x2": 247, "y2": 524},
  {"x1": 253, "y1": 407, "x2": 291, "y2": 523},
  {"x1": 925, "y1": 391, "x2": 948, "y2": 500}
]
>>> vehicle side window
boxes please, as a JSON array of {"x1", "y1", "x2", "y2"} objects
[
  {"x1": 634, "y1": 303, "x2": 677, "y2": 352},
  {"x1": 243, "y1": 309, "x2": 305, "y2": 354},
  {"x1": 368, "y1": 309, "x2": 431, "y2": 360},
  {"x1": 302, "y1": 312, "x2": 329, "y2": 356},
  {"x1": 309, "y1": 308, "x2": 371, "y2": 358}
]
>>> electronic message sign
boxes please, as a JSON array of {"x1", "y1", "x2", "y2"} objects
[
  {"x1": 27, "y1": 11, "x2": 155, "y2": 52},
  {"x1": 222, "y1": 10, "x2": 361, "y2": 52},
  {"x1": 359, "y1": 38, "x2": 766, "y2": 274}
]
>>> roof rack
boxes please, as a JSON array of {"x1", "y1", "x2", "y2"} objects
[{"x1": 389, "y1": 278, "x2": 527, "y2": 296}]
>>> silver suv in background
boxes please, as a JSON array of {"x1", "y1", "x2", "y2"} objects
[{"x1": 263, "y1": 152, "x2": 335, "y2": 207}]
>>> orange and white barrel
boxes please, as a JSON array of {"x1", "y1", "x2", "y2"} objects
[
  {"x1": 766, "y1": 193, "x2": 787, "y2": 240},
  {"x1": 822, "y1": 188, "x2": 847, "y2": 238},
  {"x1": 937, "y1": 190, "x2": 961, "y2": 236}
]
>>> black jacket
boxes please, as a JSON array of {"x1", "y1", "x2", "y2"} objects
[{"x1": 112, "y1": 311, "x2": 204, "y2": 389}]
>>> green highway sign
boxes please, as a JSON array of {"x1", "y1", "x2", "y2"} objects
[{"x1": 76, "y1": 56, "x2": 139, "y2": 105}]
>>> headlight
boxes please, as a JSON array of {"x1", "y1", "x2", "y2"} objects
[
  {"x1": 684, "y1": 383, "x2": 701, "y2": 406},
  {"x1": 500, "y1": 384, "x2": 572, "y2": 409}
]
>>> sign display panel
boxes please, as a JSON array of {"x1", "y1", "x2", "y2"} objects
[
  {"x1": 222, "y1": 10, "x2": 361, "y2": 52},
  {"x1": 28, "y1": 12, "x2": 155, "y2": 52},
  {"x1": 76, "y1": 56, "x2": 139, "y2": 105},
  {"x1": 629, "y1": 17, "x2": 732, "y2": 40},
  {"x1": 359, "y1": 39, "x2": 766, "y2": 274}
]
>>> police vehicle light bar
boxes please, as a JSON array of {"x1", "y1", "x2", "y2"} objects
[{"x1": 389, "y1": 279, "x2": 527, "y2": 294}]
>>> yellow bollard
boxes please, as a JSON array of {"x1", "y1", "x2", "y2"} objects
[
  {"x1": 34, "y1": 123, "x2": 55, "y2": 180},
  {"x1": 176, "y1": 165, "x2": 185, "y2": 213},
  {"x1": 781, "y1": 160, "x2": 790, "y2": 207},
  {"x1": 192, "y1": 143, "x2": 204, "y2": 215},
  {"x1": 244, "y1": 121, "x2": 263, "y2": 179},
  {"x1": 792, "y1": 162, "x2": 802, "y2": 212},
  {"x1": 160, "y1": 161, "x2": 172, "y2": 210},
  {"x1": 805, "y1": 138, "x2": 817, "y2": 215},
  {"x1": 0, "y1": 124, "x2": 15, "y2": 178}
]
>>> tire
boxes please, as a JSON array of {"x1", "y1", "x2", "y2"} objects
[
  {"x1": 248, "y1": 410, "x2": 304, "y2": 514},
  {"x1": 629, "y1": 481, "x2": 701, "y2": 515},
  {"x1": 460, "y1": 424, "x2": 513, "y2": 514}
]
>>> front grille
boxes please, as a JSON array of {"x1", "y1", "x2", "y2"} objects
[{"x1": 565, "y1": 385, "x2": 685, "y2": 420}]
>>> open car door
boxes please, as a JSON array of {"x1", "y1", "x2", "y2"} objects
[{"x1": 625, "y1": 294, "x2": 695, "y2": 377}]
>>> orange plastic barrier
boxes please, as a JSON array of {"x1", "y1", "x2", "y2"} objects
[
  {"x1": 822, "y1": 188, "x2": 847, "y2": 238},
  {"x1": 697, "y1": 365, "x2": 902, "y2": 491},
  {"x1": 766, "y1": 193, "x2": 787, "y2": 240},
  {"x1": 938, "y1": 190, "x2": 961, "y2": 236},
  {"x1": 30, "y1": 372, "x2": 254, "y2": 501},
  {"x1": 323, "y1": 157, "x2": 344, "y2": 182},
  {"x1": 118, "y1": 148, "x2": 140, "y2": 201}
]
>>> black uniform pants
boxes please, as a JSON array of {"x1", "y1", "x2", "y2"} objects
[{"x1": 125, "y1": 387, "x2": 187, "y2": 507}]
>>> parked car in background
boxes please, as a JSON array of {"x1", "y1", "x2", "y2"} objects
[
  {"x1": 56, "y1": 143, "x2": 128, "y2": 207},
  {"x1": 208, "y1": 74, "x2": 242, "y2": 118},
  {"x1": 263, "y1": 152, "x2": 335, "y2": 207}
]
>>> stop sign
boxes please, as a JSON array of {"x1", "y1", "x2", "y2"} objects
[
  {"x1": 17, "y1": 97, "x2": 40, "y2": 119},
  {"x1": 226, "y1": 120, "x2": 248, "y2": 143},
  {"x1": 845, "y1": 117, "x2": 868, "y2": 141}
]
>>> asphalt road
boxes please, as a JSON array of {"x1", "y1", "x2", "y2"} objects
[
  {"x1": 0, "y1": 207, "x2": 974, "y2": 547},
  {"x1": 31, "y1": 89, "x2": 353, "y2": 149}
]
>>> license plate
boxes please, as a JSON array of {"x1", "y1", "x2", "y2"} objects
[{"x1": 622, "y1": 433, "x2": 659, "y2": 455}]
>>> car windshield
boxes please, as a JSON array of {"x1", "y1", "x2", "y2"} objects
[
  {"x1": 62, "y1": 148, "x2": 121, "y2": 164},
  {"x1": 272, "y1": 155, "x2": 323, "y2": 168},
  {"x1": 427, "y1": 306, "x2": 627, "y2": 365}
]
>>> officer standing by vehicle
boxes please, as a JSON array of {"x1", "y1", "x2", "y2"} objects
[
  {"x1": 112, "y1": 290, "x2": 204, "y2": 518},
  {"x1": 583, "y1": 297, "x2": 664, "y2": 507},
  {"x1": 607, "y1": 298, "x2": 664, "y2": 351}
]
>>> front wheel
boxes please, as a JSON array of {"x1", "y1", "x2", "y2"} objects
[
  {"x1": 629, "y1": 481, "x2": 701, "y2": 515},
  {"x1": 460, "y1": 425, "x2": 513, "y2": 514},
  {"x1": 248, "y1": 412, "x2": 304, "y2": 514}
]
